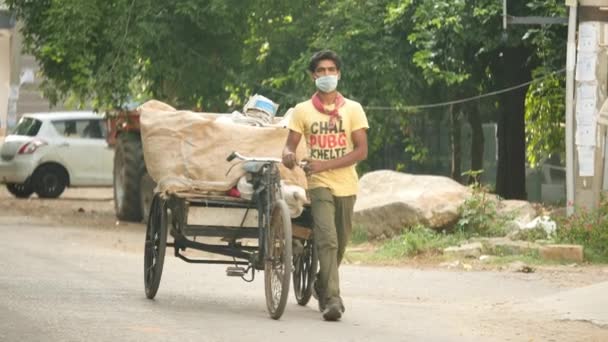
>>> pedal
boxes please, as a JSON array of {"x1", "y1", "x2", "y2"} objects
[{"x1": 226, "y1": 266, "x2": 246, "y2": 277}]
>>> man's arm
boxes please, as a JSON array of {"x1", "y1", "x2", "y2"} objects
[
  {"x1": 307, "y1": 128, "x2": 368, "y2": 174},
  {"x1": 282, "y1": 130, "x2": 302, "y2": 169}
]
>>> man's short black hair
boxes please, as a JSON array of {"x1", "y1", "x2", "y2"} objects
[{"x1": 308, "y1": 50, "x2": 342, "y2": 73}]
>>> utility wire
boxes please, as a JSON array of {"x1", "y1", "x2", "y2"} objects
[
  {"x1": 253, "y1": 67, "x2": 565, "y2": 113},
  {"x1": 128, "y1": 67, "x2": 561, "y2": 113},
  {"x1": 365, "y1": 68, "x2": 566, "y2": 111}
]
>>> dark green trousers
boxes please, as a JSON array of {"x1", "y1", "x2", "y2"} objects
[{"x1": 309, "y1": 187, "x2": 356, "y2": 303}]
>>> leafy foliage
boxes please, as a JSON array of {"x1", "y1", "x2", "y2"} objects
[
  {"x1": 522, "y1": 2, "x2": 567, "y2": 168},
  {"x1": 456, "y1": 175, "x2": 509, "y2": 237},
  {"x1": 7, "y1": 0, "x2": 572, "y2": 183},
  {"x1": 407, "y1": 0, "x2": 503, "y2": 87},
  {"x1": 555, "y1": 201, "x2": 608, "y2": 262},
  {"x1": 525, "y1": 68, "x2": 565, "y2": 168},
  {"x1": 8, "y1": 0, "x2": 254, "y2": 110}
]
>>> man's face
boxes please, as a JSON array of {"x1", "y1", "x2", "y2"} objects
[{"x1": 313, "y1": 59, "x2": 340, "y2": 80}]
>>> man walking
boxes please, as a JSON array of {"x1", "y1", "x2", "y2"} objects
[{"x1": 282, "y1": 50, "x2": 368, "y2": 321}]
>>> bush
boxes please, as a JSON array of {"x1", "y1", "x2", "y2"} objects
[
  {"x1": 455, "y1": 177, "x2": 509, "y2": 237},
  {"x1": 554, "y1": 201, "x2": 608, "y2": 262}
]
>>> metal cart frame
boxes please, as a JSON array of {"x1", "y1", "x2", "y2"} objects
[{"x1": 143, "y1": 152, "x2": 316, "y2": 319}]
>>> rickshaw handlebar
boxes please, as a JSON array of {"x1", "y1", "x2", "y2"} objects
[{"x1": 226, "y1": 151, "x2": 282, "y2": 164}]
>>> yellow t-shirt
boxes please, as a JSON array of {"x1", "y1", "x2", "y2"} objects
[{"x1": 288, "y1": 97, "x2": 369, "y2": 196}]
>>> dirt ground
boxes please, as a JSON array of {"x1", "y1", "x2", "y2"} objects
[
  {"x1": 0, "y1": 186, "x2": 123, "y2": 228},
  {"x1": 2, "y1": 186, "x2": 608, "y2": 341},
  {"x1": 1, "y1": 186, "x2": 607, "y2": 290}
]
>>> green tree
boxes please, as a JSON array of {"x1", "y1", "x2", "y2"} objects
[
  {"x1": 295, "y1": 0, "x2": 430, "y2": 172},
  {"x1": 8, "y1": 0, "x2": 253, "y2": 111},
  {"x1": 233, "y1": 0, "x2": 323, "y2": 108},
  {"x1": 396, "y1": 0, "x2": 567, "y2": 199},
  {"x1": 523, "y1": 1, "x2": 568, "y2": 168},
  {"x1": 238, "y1": 0, "x2": 432, "y2": 172},
  {"x1": 8, "y1": 0, "x2": 569, "y2": 187}
]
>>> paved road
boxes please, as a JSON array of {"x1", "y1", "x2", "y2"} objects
[{"x1": 1, "y1": 220, "x2": 607, "y2": 342}]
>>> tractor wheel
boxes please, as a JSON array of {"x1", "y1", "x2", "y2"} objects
[
  {"x1": 114, "y1": 133, "x2": 145, "y2": 221},
  {"x1": 139, "y1": 172, "x2": 156, "y2": 224}
]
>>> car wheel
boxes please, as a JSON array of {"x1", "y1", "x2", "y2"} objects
[
  {"x1": 6, "y1": 182, "x2": 35, "y2": 198},
  {"x1": 33, "y1": 164, "x2": 68, "y2": 198}
]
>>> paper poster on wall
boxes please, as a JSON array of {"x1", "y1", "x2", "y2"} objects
[
  {"x1": 576, "y1": 84, "x2": 597, "y2": 127},
  {"x1": 577, "y1": 83, "x2": 596, "y2": 100},
  {"x1": 575, "y1": 123, "x2": 597, "y2": 147},
  {"x1": 576, "y1": 52, "x2": 597, "y2": 81},
  {"x1": 576, "y1": 112, "x2": 596, "y2": 127},
  {"x1": 576, "y1": 96, "x2": 596, "y2": 114},
  {"x1": 577, "y1": 146, "x2": 595, "y2": 177},
  {"x1": 578, "y1": 22, "x2": 598, "y2": 52}
]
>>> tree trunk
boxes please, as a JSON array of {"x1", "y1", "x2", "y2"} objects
[
  {"x1": 467, "y1": 105, "x2": 484, "y2": 184},
  {"x1": 449, "y1": 105, "x2": 462, "y2": 183},
  {"x1": 495, "y1": 47, "x2": 530, "y2": 200}
]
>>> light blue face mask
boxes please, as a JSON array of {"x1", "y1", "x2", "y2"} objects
[{"x1": 315, "y1": 75, "x2": 339, "y2": 93}]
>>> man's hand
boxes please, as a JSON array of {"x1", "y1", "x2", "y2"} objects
[
  {"x1": 302, "y1": 159, "x2": 326, "y2": 176},
  {"x1": 282, "y1": 151, "x2": 297, "y2": 169},
  {"x1": 282, "y1": 130, "x2": 302, "y2": 169}
]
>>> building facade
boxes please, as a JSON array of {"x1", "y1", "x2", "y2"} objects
[
  {"x1": 0, "y1": 2, "x2": 68, "y2": 137},
  {"x1": 0, "y1": 1, "x2": 13, "y2": 136}
]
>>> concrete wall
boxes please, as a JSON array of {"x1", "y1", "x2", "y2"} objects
[
  {"x1": 17, "y1": 54, "x2": 60, "y2": 115},
  {"x1": 0, "y1": 20, "x2": 70, "y2": 138}
]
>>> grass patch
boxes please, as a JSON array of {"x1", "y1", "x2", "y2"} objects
[
  {"x1": 350, "y1": 224, "x2": 369, "y2": 245},
  {"x1": 371, "y1": 225, "x2": 465, "y2": 260}
]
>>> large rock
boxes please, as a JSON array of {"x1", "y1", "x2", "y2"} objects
[
  {"x1": 353, "y1": 170, "x2": 470, "y2": 239},
  {"x1": 496, "y1": 200, "x2": 538, "y2": 233}
]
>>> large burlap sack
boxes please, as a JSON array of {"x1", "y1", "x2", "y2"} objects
[{"x1": 139, "y1": 100, "x2": 307, "y2": 196}]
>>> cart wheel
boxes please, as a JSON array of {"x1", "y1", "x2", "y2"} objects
[
  {"x1": 265, "y1": 199, "x2": 292, "y2": 320},
  {"x1": 293, "y1": 238, "x2": 317, "y2": 306},
  {"x1": 144, "y1": 194, "x2": 167, "y2": 299}
]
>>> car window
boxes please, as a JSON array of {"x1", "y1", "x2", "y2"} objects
[
  {"x1": 82, "y1": 120, "x2": 106, "y2": 139},
  {"x1": 12, "y1": 117, "x2": 42, "y2": 136},
  {"x1": 52, "y1": 119, "x2": 106, "y2": 139}
]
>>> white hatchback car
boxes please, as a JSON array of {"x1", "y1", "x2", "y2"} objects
[{"x1": 0, "y1": 111, "x2": 113, "y2": 198}]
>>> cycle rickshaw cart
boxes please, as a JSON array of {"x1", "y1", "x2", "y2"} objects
[{"x1": 143, "y1": 149, "x2": 317, "y2": 320}]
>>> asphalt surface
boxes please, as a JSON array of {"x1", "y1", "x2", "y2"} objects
[{"x1": 1, "y1": 218, "x2": 607, "y2": 342}]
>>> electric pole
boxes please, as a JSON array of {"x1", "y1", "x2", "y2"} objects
[{"x1": 570, "y1": 0, "x2": 607, "y2": 211}]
